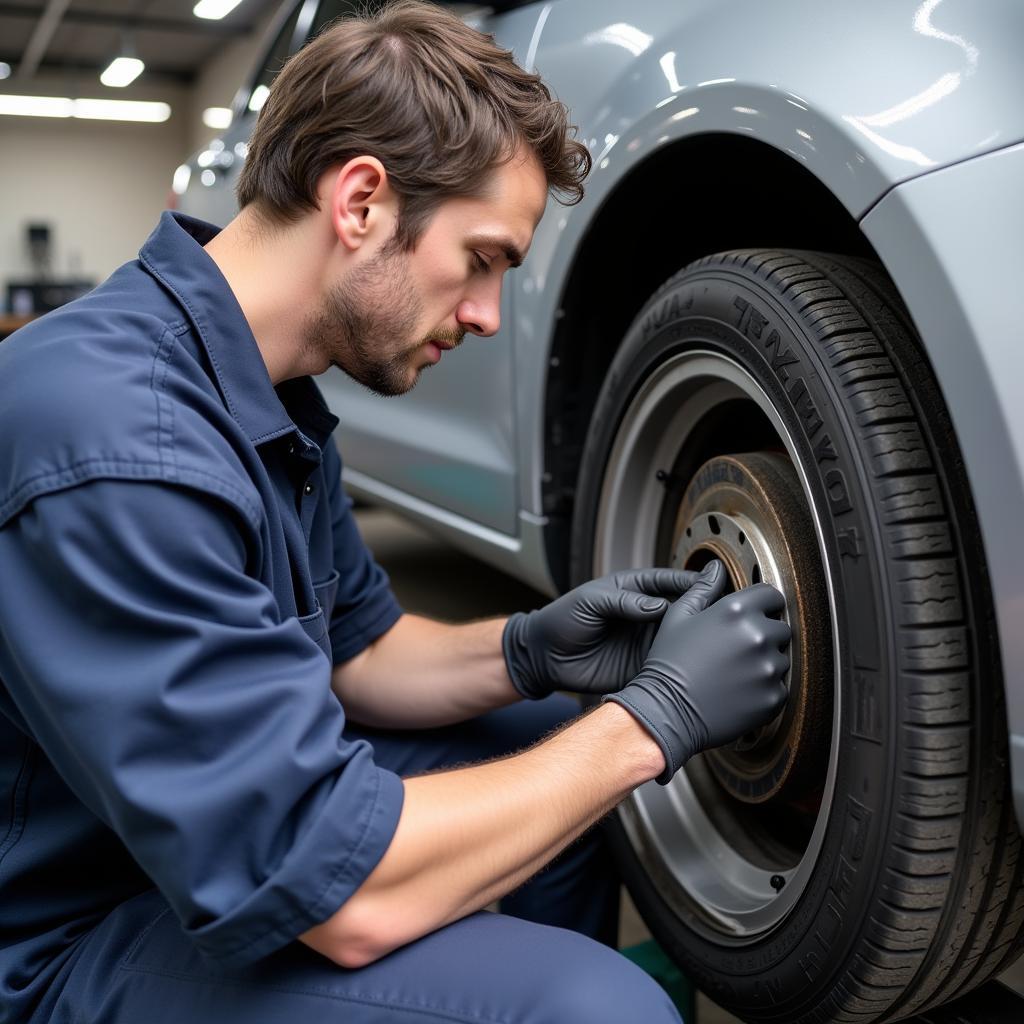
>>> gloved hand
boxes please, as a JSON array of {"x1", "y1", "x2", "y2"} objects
[
  {"x1": 502, "y1": 568, "x2": 702, "y2": 700},
  {"x1": 605, "y1": 560, "x2": 791, "y2": 784}
]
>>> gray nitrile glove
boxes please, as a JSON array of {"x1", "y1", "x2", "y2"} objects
[
  {"x1": 502, "y1": 568, "x2": 702, "y2": 699},
  {"x1": 605, "y1": 561, "x2": 791, "y2": 784}
]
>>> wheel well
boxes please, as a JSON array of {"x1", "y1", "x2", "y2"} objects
[{"x1": 542, "y1": 132, "x2": 878, "y2": 590}]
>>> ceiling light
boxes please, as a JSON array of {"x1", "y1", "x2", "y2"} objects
[
  {"x1": 202, "y1": 106, "x2": 232, "y2": 129},
  {"x1": 193, "y1": 0, "x2": 245, "y2": 20},
  {"x1": 73, "y1": 98, "x2": 170, "y2": 122},
  {"x1": 0, "y1": 94, "x2": 171, "y2": 123},
  {"x1": 247, "y1": 84, "x2": 269, "y2": 112},
  {"x1": 100, "y1": 56, "x2": 144, "y2": 88},
  {"x1": 0, "y1": 62, "x2": 11, "y2": 80},
  {"x1": 0, "y1": 95, "x2": 73, "y2": 117}
]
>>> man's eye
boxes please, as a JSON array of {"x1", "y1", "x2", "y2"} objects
[{"x1": 472, "y1": 252, "x2": 490, "y2": 273}]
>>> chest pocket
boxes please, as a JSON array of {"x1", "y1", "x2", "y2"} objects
[{"x1": 297, "y1": 569, "x2": 339, "y2": 662}]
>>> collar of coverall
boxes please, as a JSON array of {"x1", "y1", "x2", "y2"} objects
[{"x1": 138, "y1": 210, "x2": 339, "y2": 450}]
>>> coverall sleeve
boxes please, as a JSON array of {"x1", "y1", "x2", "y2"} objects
[
  {"x1": 322, "y1": 440, "x2": 403, "y2": 664},
  {"x1": 0, "y1": 478, "x2": 403, "y2": 967}
]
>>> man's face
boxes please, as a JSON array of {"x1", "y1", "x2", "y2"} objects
[{"x1": 304, "y1": 149, "x2": 548, "y2": 396}]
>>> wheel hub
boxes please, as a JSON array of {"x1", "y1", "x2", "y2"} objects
[{"x1": 671, "y1": 453, "x2": 831, "y2": 804}]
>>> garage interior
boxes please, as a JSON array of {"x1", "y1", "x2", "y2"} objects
[
  {"x1": 0, "y1": 0, "x2": 281, "y2": 335},
  {"x1": 3, "y1": 2, "x2": 1024, "y2": 1022}
]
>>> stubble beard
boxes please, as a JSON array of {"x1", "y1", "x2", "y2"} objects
[{"x1": 302, "y1": 242, "x2": 430, "y2": 397}]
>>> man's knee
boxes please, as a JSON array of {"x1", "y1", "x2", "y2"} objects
[{"x1": 537, "y1": 942, "x2": 682, "y2": 1024}]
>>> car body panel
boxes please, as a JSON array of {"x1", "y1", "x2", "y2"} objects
[
  {"x1": 532, "y1": 0, "x2": 1023, "y2": 221},
  {"x1": 318, "y1": 329, "x2": 521, "y2": 537},
  {"x1": 344, "y1": 464, "x2": 556, "y2": 593},
  {"x1": 860, "y1": 141, "x2": 1024, "y2": 826}
]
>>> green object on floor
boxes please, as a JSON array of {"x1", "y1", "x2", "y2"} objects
[{"x1": 621, "y1": 939, "x2": 697, "y2": 1020}]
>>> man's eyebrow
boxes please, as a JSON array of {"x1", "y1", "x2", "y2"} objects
[{"x1": 468, "y1": 235, "x2": 525, "y2": 269}]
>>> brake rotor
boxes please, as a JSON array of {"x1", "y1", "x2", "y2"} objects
[{"x1": 670, "y1": 453, "x2": 831, "y2": 804}]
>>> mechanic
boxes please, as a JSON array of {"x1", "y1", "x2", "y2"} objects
[{"x1": 0, "y1": 3, "x2": 791, "y2": 1023}]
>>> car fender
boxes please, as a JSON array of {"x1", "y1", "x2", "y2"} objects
[{"x1": 515, "y1": 0, "x2": 1024, "y2": 514}]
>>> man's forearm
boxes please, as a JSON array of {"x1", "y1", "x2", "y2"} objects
[
  {"x1": 300, "y1": 701, "x2": 663, "y2": 967},
  {"x1": 331, "y1": 613, "x2": 520, "y2": 728}
]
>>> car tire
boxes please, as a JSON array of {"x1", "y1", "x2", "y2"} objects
[{"x1": 569, "y1": 249, "x2": 1024, "y2": 1022}]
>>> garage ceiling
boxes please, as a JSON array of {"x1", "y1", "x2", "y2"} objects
[{"x1": 0, "y1": 0, "x2": 283, "y2": 85}]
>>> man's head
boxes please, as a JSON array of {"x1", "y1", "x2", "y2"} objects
[
  {"x1": 232, "y1": 0, "x2": 589, "y2": 394},
  {"x1": 236, "y1": 0, "x2": 589, "y2": 247}
]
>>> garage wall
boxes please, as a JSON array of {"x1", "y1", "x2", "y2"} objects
[{"x1": 0, "y1": 103, "x2": 189, "y2": 292}]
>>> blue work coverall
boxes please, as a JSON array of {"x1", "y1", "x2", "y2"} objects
[{"x1": 0, "y1": 212, "x2": 680, "y2": 1023}]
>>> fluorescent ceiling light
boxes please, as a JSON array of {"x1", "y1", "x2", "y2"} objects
[
  {"x1": 193, "y1": 0, "x2": 245, "y2": 20},
  {"x1": 202, "y1": 106, "x2": 232, "y2": 129},
  {"x1": 100, "y1": 56, "x2": 145, "y2": 88},
  {"x1": 0, "y1": 94, "x2": 171, "y2": 123},
  {"x1": 0, "y1": 95, "x2": 73, "y2": 117},
  {"x1": 0, "y1": 62, "x2": 11, "y2": 80},
  {"x1": 73, "y1": 98, "x2": 170, "y2": 122}
]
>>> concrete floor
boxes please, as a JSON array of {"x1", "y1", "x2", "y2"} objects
[{"x1": 354, "y1": 504, "x2": 1024, "y2": 1023}]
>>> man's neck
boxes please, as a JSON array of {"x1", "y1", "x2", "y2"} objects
[{"x1": 203, "y1": 208, "x2": 327, "y2": 385}]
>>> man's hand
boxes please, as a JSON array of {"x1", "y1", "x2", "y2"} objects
[
  {"x1": 605, "y1": 560, "x2": 791, "y2": 783},
  {"x1": 502, "y1": 568, "x2": 701, "y2": 700}
]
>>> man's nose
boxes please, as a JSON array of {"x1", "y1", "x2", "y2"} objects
[{"x1": 456, "y1": 292, "x2": 501, "y2": 338}]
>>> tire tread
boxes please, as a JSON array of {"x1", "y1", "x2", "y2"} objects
[{"x1": 740, "y1": 249, "x2": 1021, "y2": 1021}]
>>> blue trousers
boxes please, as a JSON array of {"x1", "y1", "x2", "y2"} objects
[{"x1": 42, "y1": 697, "x2": 682, "y2": 1023}]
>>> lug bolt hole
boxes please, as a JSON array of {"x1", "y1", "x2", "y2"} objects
[
  {"x1": 752, "y1": 564, "x2": 762, "y2": 584},
  {"x1": 738, "y1": 531, "x2": 746, "y2": 545},
  {"x1": 708, "y1": 514, "x2": 721, "y2": 535}
]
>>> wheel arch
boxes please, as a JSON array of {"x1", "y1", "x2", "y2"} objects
[{"x1": 541, "y1": 133, "x2": 877, "y2": 590}]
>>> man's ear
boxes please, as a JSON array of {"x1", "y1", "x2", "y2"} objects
[{"x1": 324, "y1": 156, "x2": 397, "y2": 252}]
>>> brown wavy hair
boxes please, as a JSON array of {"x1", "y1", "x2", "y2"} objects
[{"x1": 235, "y1": 0, "x2": 591, "y2": 248}]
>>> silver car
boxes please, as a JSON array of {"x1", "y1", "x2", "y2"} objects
[{"x1": 176, "y1": 2, "x2": 1024, "y2": 1019}]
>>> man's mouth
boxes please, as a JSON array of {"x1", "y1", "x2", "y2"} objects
[{"x1": 428, "y1": 337, "x2": 461, "y2": 352}]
